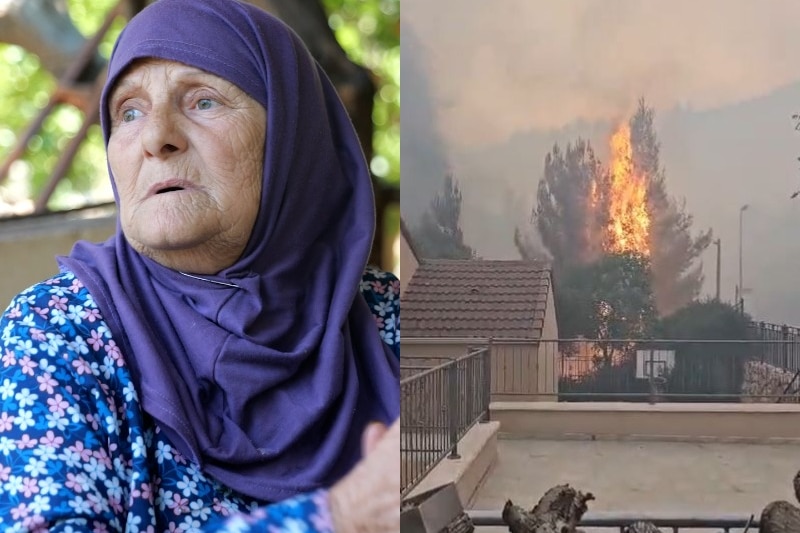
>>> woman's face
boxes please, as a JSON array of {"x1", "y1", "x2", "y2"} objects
[{"x1": 107, "y1": 59, "x2": 266, "y2": 274}]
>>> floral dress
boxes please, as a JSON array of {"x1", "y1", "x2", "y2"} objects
[{"x1": 0, "y1": 267, "x2": 399, "y2": 532}]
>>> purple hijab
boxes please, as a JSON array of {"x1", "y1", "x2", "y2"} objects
[{"x1": 58, "y1": 0, "x2": 399, "y2": 502}]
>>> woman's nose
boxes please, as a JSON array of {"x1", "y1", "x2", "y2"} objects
[{"x1": 141, "y1": 107, "x2": 188, "y2": 158}]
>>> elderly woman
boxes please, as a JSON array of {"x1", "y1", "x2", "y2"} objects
[{"x1": 0, "y1": 0, "x2": 399, "y2": 531}]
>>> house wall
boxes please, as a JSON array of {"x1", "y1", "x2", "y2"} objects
[
  {"x1": 0, "y1": 207, "x2": 116, "y2": 310},
  {"x1": 541, "y1": 272, "x2": 559, "y2": 340},
  {"x1": 492, "y1": 341, "x2": 556, "y2": 401},
  {"x1": 533, "y1": 272, "x2": 560, "y2": 399},
  {"x1": 401, "y1": 339, "x2": 553, "y2": 401},
  {"x1": 399, "y1": 230, "x2": 418, "y2": 295}
]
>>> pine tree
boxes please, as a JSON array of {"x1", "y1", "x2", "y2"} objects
[
  {"x1": 410, "y1": 171, "x2": 475, "y2": 259},
  {"x1": 629, "y1": 98, "x2": 712, "y2": 315},
  {"x1": 533, "y1": 139, "x2": 605, "y2": 270}
]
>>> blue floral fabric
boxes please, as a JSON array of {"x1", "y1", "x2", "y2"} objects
[{"x1": 0, "y1": 268, "x2": 399, "y2": 532}]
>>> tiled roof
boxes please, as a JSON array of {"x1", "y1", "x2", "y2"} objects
[
  {"x1": 399, "y1": 217, "x2": 419, "y2": 262},
  {"x1": 403, "y1": 259, "x2": 552, "y2": 339}
]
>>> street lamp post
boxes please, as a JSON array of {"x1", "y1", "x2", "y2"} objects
[
  {"x1": 738, "y1": 204, "x2": 749, "y2": 313},
  {"x1": 713, "y1": 238, "x2": 721, "y2": 301}
]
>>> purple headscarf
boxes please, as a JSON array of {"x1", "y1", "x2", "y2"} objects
[{"x1": 58, "y1": 0, "x2": 399, "y2": 502}]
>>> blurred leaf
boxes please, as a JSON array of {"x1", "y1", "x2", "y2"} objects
[{"x1": 0, "y1": 0, "x2": 396, "y2": 215}]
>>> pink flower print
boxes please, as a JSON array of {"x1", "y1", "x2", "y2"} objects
[
  {"x1": 21, "y1": 478, "x2": 39, "y2": 498},
  {"x1": 212, "y1": 498, "x2": 231, "y2": 516},
  {"x1": 32, "y1": 306, "x2": 49, "y2": 319},
  {"x1": 168, "y1": 493, "x2": 190, "y2": 515},
  {"x1": 72, "y1": 357, "x2": 93, "y2": 375},
  {"x1": 23, "y1": 515, "x2": 47, "y2": 533},
  {"x1": 17, "y1": 434, "x2": 38, "y2": 449},
  {"x1": 19, "y1": 356, "x2": 38, "y2": 376},
  {"x1": 88, "y1": 330, "x2": 105, "y2": 351},
  {"x1": 6, "y1": 305, "x2": 21, "y2": 319},
  {"x1": 374, "y1": 315, "x2": 385, "y2": 329},
  {"x1": 71, "y1": 441, "x2": 93, "y2": 462},
  {"x1": 371, "y1": 280, "x2": 387, "y2": 294},
  {"x1": 0, "y1": 413, "x2": 14, "y2": 431},
  {"x1": 108, "y1": 494, "x2": 124, "y2": 514},
  {"x1": 85, "y1": 412, "x2": 100, "y2": 431},
  {"x1": 2, "y1": 349, "x2": 16, "y2": 367},
  {"x1": 29, "y1": 328, "x2": 46, "y2": 342},
  {"x1": 65, "y1": 472, "x2": 87, "y2": 493},
  {"x1": 140, "y1": 482, "x2": 153, "y2": 501},
  {"x1": 105, "y1": 340, "x2": 122, "y2": 364},
  {"x1": 172, "y1": 448, "x2": 187, "y2": 465},
  {"x1": 0, "y1": 465, "x2": 10, "y2": 481},
  {"x1": 167, "y1": 522, "x2": 181, "y2": 533},
  {"x1": 83, "y1": 308, "x2": 101, "y2": 323},
  {"x1": 93, "y1": 447, "x2": 112, "y2": 468},
  {"x1": 10, "y1": 503, "x2": 29, "y2": 520},
  {"x1": 88, "y1": 493, "x2": 105, "y2": 513},
  {"x1": 310, "y1": 492, "x2": 334, "y2": 533},
  {"x1": 70, "y1": 278, "x2": 84, "y2": 293},
  {"x1": 40, "y1": 430, "x2": 64, "y2": 448},
  {"x1": 48, "y1": 295, "x2": 68, "y2": 311},
  {"x1": 37, "y1": 373, "x2": 57, "y2": 394},
  {"x1": 47, "y1": 394, "x2": 68, "y2": 415},
  {"x1": 93, "y1": 521, "x2": 110, "y2": 533}
]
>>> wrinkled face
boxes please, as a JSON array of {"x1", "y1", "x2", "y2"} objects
[{"x1": 107, "y1": 58, "x2": 266, "y2": 274}]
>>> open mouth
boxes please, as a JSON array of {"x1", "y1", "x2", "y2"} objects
[{"x1": 157, "y1": 186, "x2": 185, "y2": 194}]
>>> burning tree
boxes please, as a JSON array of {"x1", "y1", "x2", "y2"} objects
[{"x1": 524, "y1": 98, "x2": 711, "y2": 319}]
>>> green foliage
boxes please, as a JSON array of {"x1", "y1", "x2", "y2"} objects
[
  {"x1": 322, "y1": 0, "x2": 399, "y2": 185},
  {"x1": 0, "y1": 0, "x2": 122, "y2": 213},
  {"x1": 560, "y1": 285, "x2": 757, "y2": 402},
  {"x1": 654, "y1": 300, "x2": 753, "y2": 400},
  {"x1": 557, "y1": 252, "x2": 658, "y2": 343},
  {"x1": 0, "y1": 0, "x2": 397, "y2": 215},
  {"x1": 658, "y1": 299, "x2": 751, "y2": 340},
  {"x1": 660, "y1": 299, "x2": 751, "y2": 396},
  {"x1": 534, "y1": 139, "x2": 603, "y2": 270},
  {"x1": 410, "y1": 172, "x2": 475, "y2": 260}
]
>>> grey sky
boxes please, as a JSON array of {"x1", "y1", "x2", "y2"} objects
[{"x1": 403, "y1": 0, "x2": 800, "y2": 148}]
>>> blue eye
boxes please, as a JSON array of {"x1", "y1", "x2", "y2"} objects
[
  {"x1": 197, "y1": 98, "x2": 216, "y2": 110},
  {"x1": 122, "y1": 109, "x2": 142, "y2": 123}
]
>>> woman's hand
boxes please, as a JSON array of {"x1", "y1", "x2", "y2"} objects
[{"x1": 329, "y1": 419, "x2": 400, "y2": 533}]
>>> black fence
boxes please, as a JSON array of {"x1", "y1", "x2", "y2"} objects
[
  {"x1": 554, "y1": 338, "x2": 800, "y2": 402},
  {"x1": 468, "y1": 510, "x2": 758, "y2": 532},
  {"x1": 400, "y1": 347, "x2": 491, "y2": 497},
  {"x1": 749, "y1": 321, "x2": 800, "y2": 370}
]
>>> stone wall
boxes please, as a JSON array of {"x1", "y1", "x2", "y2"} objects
[{"x1": 740, "y1": 360, "x2": 800, "y2": 402}]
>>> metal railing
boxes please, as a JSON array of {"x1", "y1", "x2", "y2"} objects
[
  {"x1": 400, "y1": 347, "x2": 491, "y2": 497},
  {"x1": 749, "y1": 321, "x2": 800, "y2": 370},
  {"x1": 468, "y1": 510, "x2": 758, "y2": 532},
  {"x1": 552, "y1": 338, "x2": 800, "y2": 402}
]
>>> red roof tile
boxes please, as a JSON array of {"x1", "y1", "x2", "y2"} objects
[{"x1": 403, "y1": 259, "x2": 552, "y2": 339}]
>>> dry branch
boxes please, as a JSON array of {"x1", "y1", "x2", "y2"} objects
[{"x1": 501, "y1": 484, "x2": 594, "y2": 533}]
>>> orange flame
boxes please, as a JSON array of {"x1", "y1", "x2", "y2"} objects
[{"x1": 604, "y1": 124, "x2": 650, "y2": 256}]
